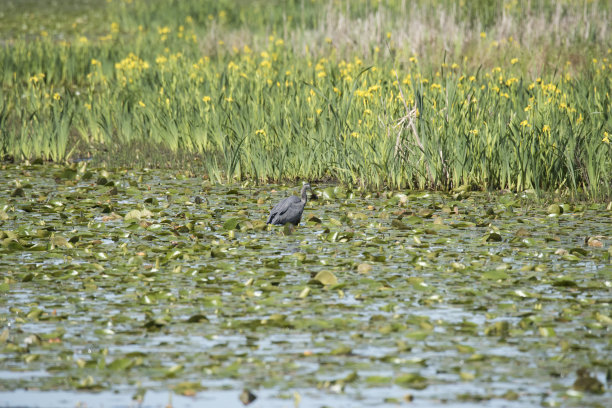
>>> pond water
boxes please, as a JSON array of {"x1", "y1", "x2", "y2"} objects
[{"x1": 0, "y1": 164, "x2": 610, "y2": 407}]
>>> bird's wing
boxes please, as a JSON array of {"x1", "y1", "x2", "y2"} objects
[
  {"x1": 267, "y1": 196, "x2": 301, "y2": 222},
  {"x1": 276, "y1": 196, "x2": 301, "y2": 215}
]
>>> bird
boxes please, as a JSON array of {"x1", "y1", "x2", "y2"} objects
[{"x1": 266, "y1": 182, "x2": 312, "y2": 226}]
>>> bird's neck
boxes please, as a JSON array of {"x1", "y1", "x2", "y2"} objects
[{"x1": 301, "y1": 187, "x2": 308, "y2": 203}]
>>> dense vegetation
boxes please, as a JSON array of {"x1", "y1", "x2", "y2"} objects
[
  {"x1": 0, "y1": 166, "x2": 610, "y2": 407},
  {"x1": 1, "y1": 0, "x2": 611, "y2": 197},
  {"x1": 1, "y1": 3, "x2": 611, "y2": 406}
]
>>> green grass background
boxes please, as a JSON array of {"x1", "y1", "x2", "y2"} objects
[{"x1": 0, "y1": 0, "x2": 610, "y2": 197}]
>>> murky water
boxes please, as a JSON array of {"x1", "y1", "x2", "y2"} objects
[{"x1": 0, "y1": 165, "x2": 610, "y2": 407}]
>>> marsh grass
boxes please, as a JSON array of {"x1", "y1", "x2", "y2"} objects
[{"x1": 0, "y1": 0, "x2": 611, "y2": 198}]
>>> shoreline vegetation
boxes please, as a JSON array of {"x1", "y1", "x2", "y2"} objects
[{"x1": 0, "y1": 0, "x2": 610, "y2": 198}]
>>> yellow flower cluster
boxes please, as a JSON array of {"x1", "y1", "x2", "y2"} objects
[
  {"x1": 115, "y1": 53, "x2": 150, "y2": 71},
  {"x1": 114, "y1": 53, "x2": 150, "y2": 85},
  {"x1": 28, "y1": 73, "x2": 45, "y2": 84},
  {"x1": 37, "y1": 11, "x2": 608, "y2": 155}
]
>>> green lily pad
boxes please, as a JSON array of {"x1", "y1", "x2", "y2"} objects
[
  {"x1": 481, "y1": 270, "x2": 509, "y2": 280},
  {"x1": 174, "y1": 381, "x2": 205, "y2": 396},
  {"x1": 572, "y1": 368, "x2": 604, "y2": 394},
  {"x1": 314, "y1": 271, "x2": 338, "y2": 286},
  {"x1": 186, "y1": 314, "x2": 209, "y2": 323},
  {"x1": 547, "y1": 204, "x2": 563, "y2": 215},
  {"x1": 223, "y1": 218, "x2": 241, "y2": 230},
  {"x1": 395, "y1": 373, "x2": 428, "y2": 389}
]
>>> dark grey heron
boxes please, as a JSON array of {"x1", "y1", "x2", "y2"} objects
[{"x1": 266, "y1": 182, "x2": 312, "y2": 226}]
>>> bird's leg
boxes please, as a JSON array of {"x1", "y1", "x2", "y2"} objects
[{"x1": 283, "y1": 224, "x2": 294, "y2": 235}]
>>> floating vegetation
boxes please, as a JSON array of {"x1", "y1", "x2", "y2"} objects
[{"x1": 0, "y1": 163, "x2": 610, "y2": 406}]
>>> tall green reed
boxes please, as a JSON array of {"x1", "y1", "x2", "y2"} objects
[{"x1": 0, "y1": 0, "x2": 610, "y2": 199}]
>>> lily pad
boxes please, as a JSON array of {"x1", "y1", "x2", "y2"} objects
[
  {"x1": 223, "y1": 218, "x2": 241, "y2": 230},
  {"x1": 313, "y1": 271, "x2": 338, "y2": 286},
  {"x1": 395, "y1": 373, "x2": 428, "y2": 390},
  {"x1": 572, "y1": 368, "x2": 605, "y2": 394}
]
